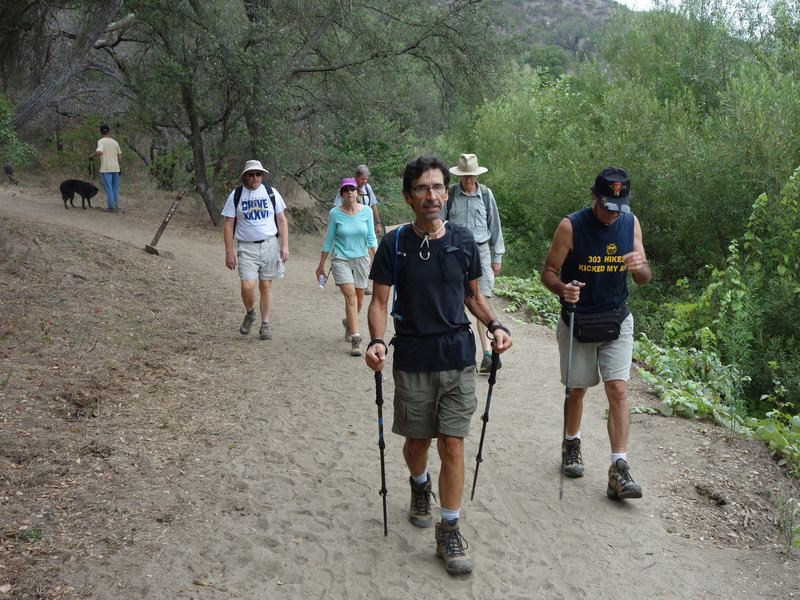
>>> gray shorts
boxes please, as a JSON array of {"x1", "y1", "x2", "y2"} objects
[
  {"x1": 237, "y1": 237, "x2": 285, "y2": 281},
  {"x1": 557, "y1": 313, "x2": 634, "y2": 388},
  {"x1": 330, "y1": 254, "x2": 370, "y2": 288},
  {"x1": 391, "y1": 367, "x2": 477, "y2": 439},
  {"x1": 477, "y1": 242, "x2": 494, "y2": 297}
]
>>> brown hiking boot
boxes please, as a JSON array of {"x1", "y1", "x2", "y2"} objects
[
  {"x1": 259, "y1": 322, "x2": 272, "y2": 340},
  {"x1": 607, "y1": 459, "x2": 643, "y2": 499},
  {"x1": 408, "y1": 475, "x2": 436, "y2": 528},
  {"x1": 435, "y1": 519, "x2": 473, "y2": 575},
  {"x1": 239, "y1": 311, "x2": 256, "y2": 335},
  {"x1": 562, "y1": 438, "x2": 584, "y2": 478},
  {"x1": 478, "y1": 352, "x2": 501, "y2": 374}
]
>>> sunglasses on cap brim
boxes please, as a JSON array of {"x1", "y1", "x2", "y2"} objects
[{"x1": 601, "y1": 199, "x2": 631, "y2": 213}]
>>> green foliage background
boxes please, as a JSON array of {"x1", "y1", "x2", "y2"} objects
[{"x1": 432, "y1": 0, "x2": 800, "y2": 417}]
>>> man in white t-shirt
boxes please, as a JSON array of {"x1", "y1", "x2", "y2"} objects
[
  {"x1": 222, "y1": 160, "x2": 290, "y2": 340},
  {"x1": 88, "y1": 124, "x2": 122, "y2": 212}
]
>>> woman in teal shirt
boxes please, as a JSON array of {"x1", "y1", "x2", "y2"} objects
[{"x1": 316, "y1": 177, "x2": 378, "y2": 356}]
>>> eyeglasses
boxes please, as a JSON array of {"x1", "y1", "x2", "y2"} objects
[
  {"x1": 340, "y1": 186, "x2": 357, "y2": 192},
  {"x1": 245, "y1": 172, "x2": 263, "y2": 178},
  {"x1": 411, "y1": 183, "x2": 446, "y2": 194}
]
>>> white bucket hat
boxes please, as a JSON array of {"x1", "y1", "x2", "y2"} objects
[
  {"x1": 240, "y1": 159, "x2": 270, "y2": 182},
  {"x1": 449, "y1": 153, "x2": 488, "y2": 176}
]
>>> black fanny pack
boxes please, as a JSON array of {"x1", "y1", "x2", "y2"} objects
[{"x1": 563, "y1": 305, "x2": 629, "y2": 343}]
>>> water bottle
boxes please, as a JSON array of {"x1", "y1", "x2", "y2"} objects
[{"x1": 318, "y1": 275, "x2": 327, "y2": 290}]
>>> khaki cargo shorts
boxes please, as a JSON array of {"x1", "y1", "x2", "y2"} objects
[
  {"x1": 557, "y1": 313, "x2": 634, "y2": 388},
  {"x1": 391, "y1": 367, "x2": 477, "y2": 439}
]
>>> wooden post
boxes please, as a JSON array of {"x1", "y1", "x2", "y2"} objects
[{"x1": 144, "y1": 190, "x2": 186, "y2": 255}]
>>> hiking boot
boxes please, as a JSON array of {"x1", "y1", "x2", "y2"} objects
[
  {"x1": 350, "y1": 335, "x2": 362, "y2": 356},
  {"x1": 607, "y1": 459, "x2": 643, "y2": 499},
  {"x1": 259, "y1": 322, "x2": 272, "y2": 340},
  {"x1": 435, "y1": 519, "x2": 473, "y2": 575},
  {"x1": 342, "y1": 318, "x2": 352, "y2": 342},
  {"x1": 478, "y1": 352, "x2": 501, "y2": 374},
  {"x1": 364, "y1": 288, "x2": 372, "y2": 295},
  {"x1": 239, "y1": 311, "x2": 256, "y2": 335},
  {"x1": 408, "y1": 475, "x2": 436, "y2": 528},
  {"x1": 562, "y1": 438, "x2": 584, "y2": 478}
]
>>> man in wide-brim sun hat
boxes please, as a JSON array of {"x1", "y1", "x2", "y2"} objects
[
  {"x1": 221, "y1": 159, "x2": 290, "y2": 341},
  {"x1": 443, "y1": 153, "x2": 506, "y2": 375}
]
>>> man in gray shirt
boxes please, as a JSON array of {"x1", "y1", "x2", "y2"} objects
[{"x1": 445, "y1": 153, "x2": 506, "y2": 373}]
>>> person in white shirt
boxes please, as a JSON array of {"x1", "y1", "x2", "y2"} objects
[{"x1": 222, "y1": 160, "x2": 290, "y2": 340}]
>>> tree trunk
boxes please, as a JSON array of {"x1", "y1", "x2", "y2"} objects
[
  {"x1": 179, "y1": 82, "x2": 220, "y2": 226},
  {"x1": 10, "y1": 0, "x2": 124, "y2": 130}
]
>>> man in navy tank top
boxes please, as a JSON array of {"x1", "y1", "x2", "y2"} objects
[{"x1": 541, "y1": 167, "x2": 652, "y2": 500}]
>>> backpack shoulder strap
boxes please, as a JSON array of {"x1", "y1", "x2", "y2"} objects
[
  {"x1": 232, "y1": 185, "x2": 244, "y2": 232},
  {"x1": 390, "y1": 226, "x2": 405, "y2": 322},
  {"x1": 445, "y1": 223, "x2": 469, "y2": 276},
  {"x1": 265, "y1": 185, "x2": 280, "y2": 237},
  {"x1": 479, "y1": 184, "x2": 491, "y2": 220},
  {"x1": 446, "y1": 184, "x2": 458, "y2": 219}
]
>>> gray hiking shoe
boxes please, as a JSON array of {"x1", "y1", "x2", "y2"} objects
[
  {"x1": 478, "y1": 352, "x2": 501, "y2": 374},
  {"x1": 239, "y1": 311, "x2": 256, "y2": 335},
  {"x1": 342, "y1": 318, "x2": 351, "y2": 342},
  {"x1": 350, "y1": 335, "x2": 362, "y2": 356},
  {"x1": 259, "y1": 322, "x2": 272, "y2": 340},
  {"x1": 408, "y1": 475, "x2": 436, "y2": 528},
  {"x1": 562, "y1": 438, "x2": 584, "y2": 478},
  {"x1": 435, "y1": 519, "x2": 473, "y2": 575},
  {"x1": 607, "y1": 459, "x2": 643, "y2": 499}
]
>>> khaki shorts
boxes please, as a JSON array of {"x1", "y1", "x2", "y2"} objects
[
  {"x1": 237, "y1": 237, "x2": 285, "y2": 280},
  {"x1": 330, "y1": 254, "x2": 370, "y2": 289},
  {"x1": 557, "y1": 313, "x2": 634, "y2": 388},
  {"x1": 476, "y1": 242, "x2": 494, "y2": 297},
  {"x1": 391, "y1": 367, "x2": 477, "y2": 439}
]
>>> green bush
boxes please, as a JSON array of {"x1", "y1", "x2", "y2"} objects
[{"x1": 0, "y1": 94, "x2": 35, "y2": 169}]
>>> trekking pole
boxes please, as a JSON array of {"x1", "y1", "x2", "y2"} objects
[
  {"x1": 560, "y1": 281, "x2": 579, "y2": 500},
  {"x1": 375, "y1": 371, "x2": 388, "y2": 536},
  {"x1": 470, "y1": 350, "x2": 499, "y2": 501}
]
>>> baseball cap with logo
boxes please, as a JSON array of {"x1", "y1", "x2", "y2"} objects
[{"x1": 591, "y1": 167, "x2": 631, "y2": 213}]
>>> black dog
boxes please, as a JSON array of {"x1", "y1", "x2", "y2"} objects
[{"x1": 60, "y1": 179, "x2": 99, "y2": 209}]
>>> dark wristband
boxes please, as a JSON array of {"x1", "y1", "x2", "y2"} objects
[
  {"x1": 488, "y1": 320, "x2": 510, "y2": 336},
  {"x1": 367, "y1": 339, "x2": 387, "y2": 351}
]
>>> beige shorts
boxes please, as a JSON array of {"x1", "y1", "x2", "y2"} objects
[
  {"x1": 237, "y1": 237, "x2": 285, "y2": 280},
  {"x1": 391, "y1": 367, "x2": 477, "y2": 439},
  {"x1": 330, "y1": 254, "x2": 370, "y2": 289},
  {"x1": 476, "y1": 242, "x2": 494, "y2": 297},
  {"x1": 557, "y1": 313, "x2": 634, "y2": 388}
]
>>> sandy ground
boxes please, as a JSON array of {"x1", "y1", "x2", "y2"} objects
[{"x1": 1, "y1": 181, "x2": 798, "y2": 599}]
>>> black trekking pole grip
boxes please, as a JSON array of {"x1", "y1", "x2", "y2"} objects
[
  {"x1": 375, "y1": 371, "x2": 388, "y2": 536},
  {"x1": 471, "y1": 350, "x2": 500, "y2": 501},
  {"x1": 560, "y1": 281, "x2": 579, "y2": 500}
]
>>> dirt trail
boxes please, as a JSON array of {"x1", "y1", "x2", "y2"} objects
[{"x1": 1, "y1": 184, "x2": 798, "y2": 599}]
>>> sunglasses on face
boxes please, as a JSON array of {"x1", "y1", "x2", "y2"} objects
[
  {"x1": 341, "y1": 186, "x2": 357, "y2": 192},
  {"x1": 245, "y1": 172, "x2": 263, "y2": 178}
]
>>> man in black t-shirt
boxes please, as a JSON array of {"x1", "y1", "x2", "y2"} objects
[{"x1": 365, "y1": 155, "x2": 512, "y2": 576}]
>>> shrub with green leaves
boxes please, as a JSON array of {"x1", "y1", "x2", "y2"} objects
[
  {"x1": 492, "y1": 274, "x2": 561, "y2": 328},
  {"x1": 0, "y1": 94, "x2": 35, "y2": 169}
]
